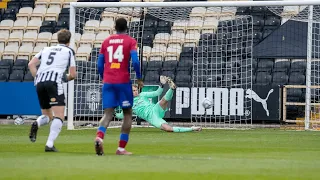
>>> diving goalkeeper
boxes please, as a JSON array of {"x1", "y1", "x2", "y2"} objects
[{"x1": 115, "y1": 76, "x2": 202, "y2": 132}]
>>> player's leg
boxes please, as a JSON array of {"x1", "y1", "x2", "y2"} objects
[
  {"x1": 29, "y1": 83, "x2": 52, "y2": 142},
  {"x1": 44, "y1": 82, "x2": 66, "y2": 152},
  {"x1": 95, "y1": 83, "x2": 116, "y2": 156},
  {"x1": 158, "y1": 77, "x2": 176, "y2": 111},
  {"x1": 116, "y1": 83, "x2": 134, "y2": 155}
]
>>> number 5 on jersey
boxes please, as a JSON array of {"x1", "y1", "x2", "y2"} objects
[{"x1": 107, "y1": 45, "x2": 124, "y2": 69}]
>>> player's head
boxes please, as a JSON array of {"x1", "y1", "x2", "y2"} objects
[
  {"x1": 57, "y1": 29, "x2": 71, "y2": 46},
  {"x1": 132, "y1": 85, "x2": 139, "y2": 97},
  {"x1": 115, "y1": 18, "x2": 128, "y2": 33}
]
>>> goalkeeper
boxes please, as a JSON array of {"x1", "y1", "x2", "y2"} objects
[{"x1": 115, "y1": 76, "x2": 202, "y2": 132}]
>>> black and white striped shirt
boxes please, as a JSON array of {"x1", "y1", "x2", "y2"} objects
[{"x1": 35, "y1": 44, "x2": 76, "y2": 85}]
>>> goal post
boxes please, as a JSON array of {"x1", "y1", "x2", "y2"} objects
[{"x1": 67, "y1": 1, "x2": 320, "y2": 130}]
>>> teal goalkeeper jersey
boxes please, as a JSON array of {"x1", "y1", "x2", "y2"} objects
[{"x1": 115, "y1": 87, "x2": 163, "y2": 120}]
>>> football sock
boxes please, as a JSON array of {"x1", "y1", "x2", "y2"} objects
[
  {"x1": 96, "y1": 126, "x2": 107, "y2": 139},
  {"x1": 36, "y1": 115, "x2": 50, "y2": 127},
  {"x1": 46, "y1": 117, "x2": 63, "y2": 148},
  {"x1": 118, "y1": 133, "x2": 129, "y2": 151},
  {"x1": 173, "y1": 127, "x2": 193, "y2": 133},
  {"x1": 164, "y1": 89, "x2": 173, "y2": 101}
]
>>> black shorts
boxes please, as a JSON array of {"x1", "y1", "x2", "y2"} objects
[{"x1": 36, "y1": 81, "x2": 65, "y2": 109}]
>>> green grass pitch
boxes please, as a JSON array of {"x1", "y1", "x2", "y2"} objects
[{"x1": 0, "y1": 125, "x2": 320, "y2": 180}]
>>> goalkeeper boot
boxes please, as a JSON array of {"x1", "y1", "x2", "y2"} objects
[
  {"x1": 45, "y1": 145, "x2": 59, "y2": 152},
  {"x1": 191, "y1": 126, "x2": 202, "y2": 132},
  {"x1": 116, "y1": 149, "x2": 133, "y2": 155},
  {"x1": 167, "y1": 78, "x2": 177, "y2": 90},
  {"x1": 95, "y1": 137, "x2": 104, "y2": 156},
  {"x1": 29, "y1": 121, "x2": 38, "y2": 143}
]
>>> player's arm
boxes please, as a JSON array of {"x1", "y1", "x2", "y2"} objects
[
  {"x1": 64, "y1": 49, "x2": 77, "y2": 81},
  {"x1": 28, "y1": 50, "x2": 42, "y2": 77},
  {"x1": 130, "y1": 39, "x2": 143, "y2": 87},
  {"x1": 140, "y1": 86, "x2": 164, "y2": 98},
  {"x1": 97, "y1": 41, "x2": 106, "y2": 79}
]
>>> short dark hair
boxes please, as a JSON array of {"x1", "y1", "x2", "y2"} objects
[
  {"x1": 57, "y1": 29, "x2": 71, "y2": 44},
  {"x1": 115, "y1": 18, "x2": 128, "y2": 33}
]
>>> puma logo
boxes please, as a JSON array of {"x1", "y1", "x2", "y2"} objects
[{"x1": 245, "y1": 89, "x2": 274, "y2": 116}]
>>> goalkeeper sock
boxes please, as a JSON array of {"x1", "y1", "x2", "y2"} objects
[
  {"x1": 118, "y1": 133, "x2": 129, "y2": 151},
  {"x1": 164, "y1": 89, "x2": 173, "y2": 101},
  {"x1": 96, "y1": 126, "x2": 107, "y2": 139},
  {"x1": 173, "y1": 127, "x2": 193, "y2": 133},
  {"x1": 36, "y1": 115, "x2": 50, "y2": 127},
  {"x1": 46, "y1": 117, "x2": 63, "y2": 148}
]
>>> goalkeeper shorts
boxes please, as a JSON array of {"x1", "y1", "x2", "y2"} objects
[{"x1": 148, "y1": 102, "x2": 168, "y2": 129}]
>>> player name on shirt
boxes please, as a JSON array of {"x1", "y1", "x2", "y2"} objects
[{"x1": 109, "y1": 39, "x2": 124, "y2": 44}]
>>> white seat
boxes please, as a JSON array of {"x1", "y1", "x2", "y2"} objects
[
  {"x1": 168, "y1": 32, "x2": 185, "y2": 46},
  {"x1": 0, "y1": 44, "x2": 5, "y2": 57},
  {"x1": 63, "y1": 0, "x2": 77, "y2": 8},
  {"x1": 99, "y1": 20, "x2": 114, "y2": 33},
  {"x1": 0, "y1": 20, "x2": 14, "y2": 33},
  {"x1": 184, "y1": 32, "x2": 201, "y2": 47},
  {"x1": 11, "y1": 19, "x2": 28, "y2": 33},
  {"x1": 18, "y1": 45, "x2": 34, "y2": 60},
  {"x1": 79, "y1": 33, "x2": 96, "y2": 47},
  {"x1": 149, "y1": 44, "x2": 167, "y2": 61},
  {"x1": 49, "y1": 0, "x2": 64, "y2": 8},
  {"x1": 84, "y1": 20, "x2": 100, "y2": 33},
  {"x1": 30, "y1": 7, "x2": 47, "y2": 21},
  {"x1": 142, "y1": 46, "x2": 152, "y2": 61},
  {"x1": 0, "y1": 32, "x2": 10, "y2": 47},
  {"x1": 22, "y1": 31, "x2": 38, "y2": 46},
  {"x1": 16, "y1": 7, "x2": 34, "y2": 21},
  {"x1": 186, "y1": 20, "x2": 203, "y2": 34},
  {"x1": 94, "y1": 32, "x2": 110, "y2": 48},
  {"x1": 45, "y1": 7, "x2": 61, "y2": 21},
  {"x1": 37, "y1": 32, "x2": 52, "y2": 46},
  {"x1": 50, "y1": 33, "x2": 58, "y2": 46},
  {"x1": 189, "y1": 7, "x2": 206, "y2": 21},
  {"x1": 171, "y1": 20, "x2": 188, "y2": 33},
  {"x1": 35, "y1": 0, "x2": 50, "y2": 8},
  {"x1": 2, "y1": 45, "x2": 19, "y2": 60},
  {"x1": 32, "y1": 45, "x2": 47, "y2": 57},
  {"x1": 164, "y1": 45, "x2": 181, "y2": 61},
  {"x1": 153, "y1": 33, "x2": 170, "y2": 46},
  {"x1": 7, "y1": 31, "x2": 24, "y2": 46},
  {"x1": 26, "y1": 19, "x2": 43, "y2": 33},
  {"x1": 202, "y1": 19, "x2": 218, "y2": 34},
  {"x1": 76, "y1": 46, "x2": 92, "y2": 61}
]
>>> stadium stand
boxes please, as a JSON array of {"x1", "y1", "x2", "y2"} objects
[{"x1": 0, "y1": 0, "x2": 311, "y2": 105}]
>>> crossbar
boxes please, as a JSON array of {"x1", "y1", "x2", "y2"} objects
[{"x1": 70, "y1": 1, "x2": 320, "y2": 8}]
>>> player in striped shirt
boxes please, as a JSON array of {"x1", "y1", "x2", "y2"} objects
[{"x1": 28, "y1": 29, "x2": 77, "y2": 152}]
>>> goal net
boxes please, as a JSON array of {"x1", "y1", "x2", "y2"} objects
[{"x1": 67, "y1": 1, "x2": 320, "y2": 130}]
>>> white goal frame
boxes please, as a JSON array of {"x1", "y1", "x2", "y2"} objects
[{"x1": 68, "y1": 1, "x2": 320, "y2": 130}]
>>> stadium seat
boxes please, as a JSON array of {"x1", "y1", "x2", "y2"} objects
[
  {"x1": 30, "y1": 7, "x2": 47, "y2": 21},
  {"x1": 9, "y1": 70, "x2": 24, "y2": 82},
  {"x1": 161, "y1": 70, "x2": 175, "y2": 80},
  {"x1": 3, "y1": 8, "x2": 18, "y2": 21},
  {"x1": 144, "y1": 70, "x2": 160, "y2": 85},
  {"x1": 153, "y1": 33, "x2": 170, "y2": 47},
  {"x1": 178, "y1": 56, "x2": 193, "y2": 71},
  {"x1": 12, "y1": 59, "x2": 28, "y2": 71},
  {"x1": 147, "y1": 60, "x2": 162, "y2": 71},
  {"x1": 142, "y1": 46, "x2": 152, "y2": 61},
  {"x1": 45, "y1": 7, "x2": 61, "y2": 21},
  {"x1": 32, "y1": 45, "x2": 46, "y2": 57},
  {"x1": 55, "y1": 20, "x2": 68, "y2": 32},
  {"x1": 26, "y1": 19, "x2": 43, "y2": 33},
  {"x1": 21, "y1": 0, "x2": 35, "y2": 8},
  {"x1": 157, "y1": 20, "x2": 172, "y2": 34},
  {"x1": 17, "y1": 45, "x2": 34, "y2": 61},
  {"x1": 289, "y1": 72, "x2": 305, "y2": 85},
  {"x1": 0, "y1": 20, "x2": 14, "y2": 34},
  {"x1": 84, "y1": 20, "x2": 100, "y2": 33},
  {"x1": 76, "y1": 46, "x2": 92, "y2": 61},
  {"x1": 274, "y1": 59, "x2": 290, "y2": 73},
  {"x1": 94, "y1": 32, "x2": 110, "y2": 47},
  {"x1": 0, "y1": 71, "x2": 9, "y2": 82},
  {"x1": 50, "y1": 32, "x2": 58, "y2": 46},
  {"x1": 16, "y1": 7, "x2": 34, "y2": 21},
  {"x1": 150, "y1": 45, "x2": 166, "y2": 61},
  {"x1": 162, "y1": 60, "x2": 177, "y2": 71},
  {"x1": 2, "y1": 45, "x2": 19, "y2": 60},
  {"x1": 22, "y1": 31, "x2": 38, "y2": 46},
  {"x1": 79, "y1": 33, "x2": 96, "y2": 47},
  {"x1": 272, "y1": 72, "x2": 288, "y2": 86},
  {"x1": 36, "y1": 32, "x2": 52, "y2": 46},
  {"x1": 256, "y1": 72, "x2": 272, "y2": 85},
  {"x1": 7, "y1": 31, "x2": 24, "y2": 46}
]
